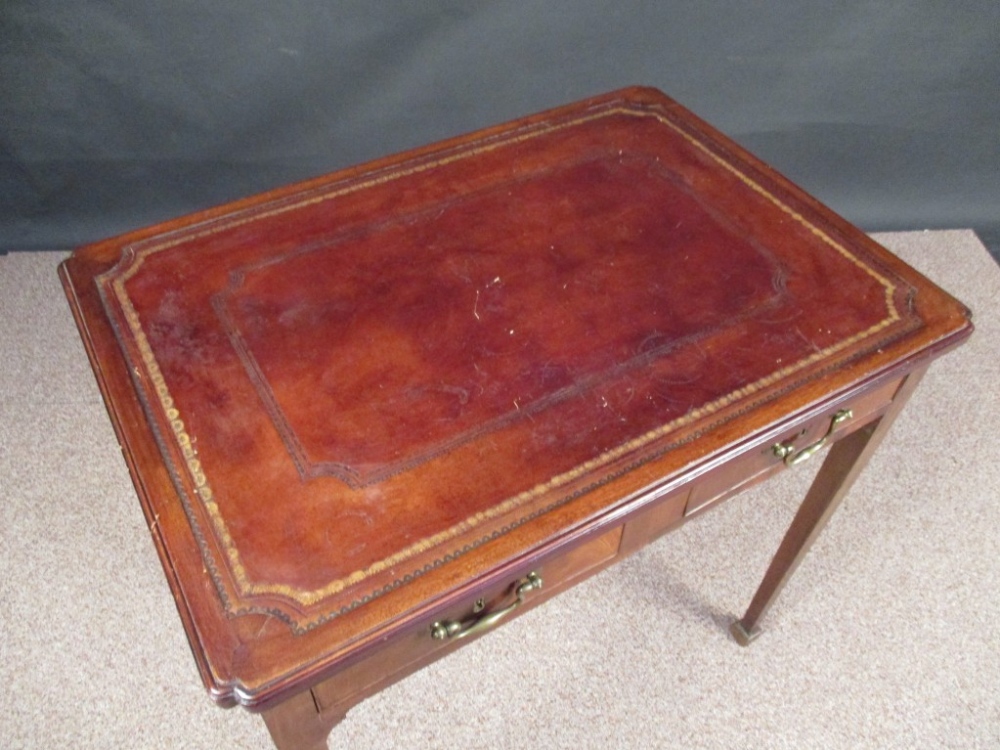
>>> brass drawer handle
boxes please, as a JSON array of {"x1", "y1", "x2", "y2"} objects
[
  {"x1": 772, "y1": 409, "x2": 853, "y2": 466},
  {"x1": 430, "y1": 572, "x2": 543, "y2": 641}
]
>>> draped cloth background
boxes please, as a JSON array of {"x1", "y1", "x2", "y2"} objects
[{"x1": 3, "y1": 3, "x2": 999, "y2": 257}]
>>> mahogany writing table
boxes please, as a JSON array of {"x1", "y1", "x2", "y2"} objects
[{"x1": 60, "y1": 87, "x2": 972, "y2": 749}]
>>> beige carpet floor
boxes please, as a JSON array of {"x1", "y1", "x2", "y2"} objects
[{"x1": 2, "y1": 230, "x2": 998, "y2": 749}]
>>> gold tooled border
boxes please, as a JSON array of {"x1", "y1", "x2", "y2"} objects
[{"x1": 100, "y1": 100, "x2": 902, "y2": 618}]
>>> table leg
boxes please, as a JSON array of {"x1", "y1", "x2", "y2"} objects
[
  {"x1": 261, "y1": 688, "x2": 346, "y2": 750},
  {"x1": 730, "y1": 366, "x2": 927, "y2": 645}
]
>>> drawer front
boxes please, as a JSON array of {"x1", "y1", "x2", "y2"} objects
[
  {"x1": 428, "y1": 525, "x2": 623, "y2": 643},
  {"x1": 311, "y1": 525, "x2": 623, "y2": 714},
  {"x1": 619, "y1": 488, "x2": 691, "y2": 556},
  {"x1": 685, "y1": 377, "x2": 902, "y2": 517}
]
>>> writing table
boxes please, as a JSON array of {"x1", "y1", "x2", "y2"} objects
[{"x1": 59, "y1": 87, "x2": 972, "y2": 749}]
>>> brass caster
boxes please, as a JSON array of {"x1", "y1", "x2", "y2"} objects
[{"x1": 729, "y1": 620, "x2": 762, "y2": 647}]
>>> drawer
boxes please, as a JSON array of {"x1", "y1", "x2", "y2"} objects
[
  {"x1": 428, "y1": 525, "x2": 624, "y2": 643},
  {"x1": 685, "y1": 376, "x2": 902, "y2": 517},
  {"x1": 310, "y1": 525, "x2": 623, "y2": 714},
  {"x1": 619, "y1": 488, "x2": 691, "y2": 556}
]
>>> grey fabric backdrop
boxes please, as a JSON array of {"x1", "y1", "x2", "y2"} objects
[{"x1": 2, "y1": 2, "x2": 998, "y2": 256}]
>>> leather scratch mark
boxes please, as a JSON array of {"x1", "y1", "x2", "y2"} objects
[
  {"x1": 771, "y1": 266, "x2": 788, "y2": 295},
  {"x1": 792, "y1": 325, "x2": 823, "y2": 354},
  {"x1": 436, "y1": 383, "x2": 470, "y2": 405}
]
